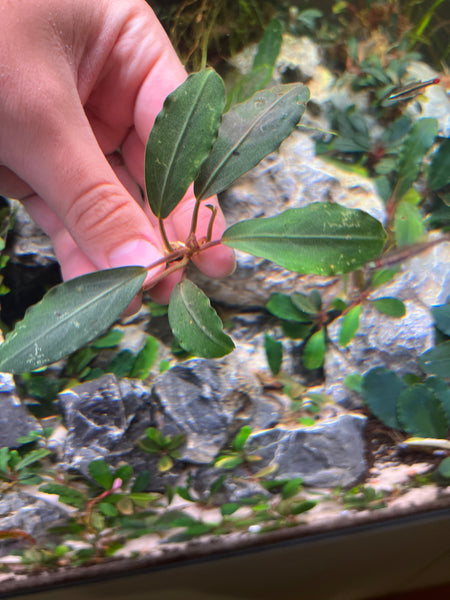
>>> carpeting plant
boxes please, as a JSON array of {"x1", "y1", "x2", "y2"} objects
[{"x1": 0, "y1": 68, "x2": 387, "y2": 374}]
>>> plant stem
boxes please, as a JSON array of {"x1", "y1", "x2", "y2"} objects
[{"x1": 158, "y1": 217, "x2": 174, "y2": 253}]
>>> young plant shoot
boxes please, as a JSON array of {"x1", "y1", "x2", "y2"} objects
[{"x1": 0, "y1": 69, "x2": 386, "y2": 373}]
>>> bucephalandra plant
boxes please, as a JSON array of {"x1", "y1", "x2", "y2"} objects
[{"x1": 0, "y1": 68, "x2": 387, "y2": 374}]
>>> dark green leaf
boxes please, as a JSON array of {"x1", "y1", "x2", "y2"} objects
[
  {"x1": 168, "y1": 280, "x2": 234, "y2": 358},
  {"x1": 106, "y1": 349, "x2": 135, "y2": 378},
  {"x1": 131, "y1": 470, "x2": 150, "y2": 493},
  {"x1": 39, "y1": 484, "x2": 85, "y2": 509},
  {"x1": 289, "y1": 499, "x2": 317, "y2": 515},
  {"x1": 281, "y1": 477, "x2": 303, "y2": 500},
  {"x1": 91, "y1": 329, "x2": 124, "y2": 349},
  {"x1": 432, "y1": 303, "x2": 450, "y2": 336},
  {"x1": 371, "y1": 297, "x2": 406, "y2": 317},
  {"x1": 429, "y1": 139, "x2": 450, "y2": 190},
  {"x1": 0, "y1": 447, "x2": 9, "y2": 474},
  {"x1": 223, "y1": 203, "x2": 386, "y2": 275},
  {"x1": 397, "y1": 384, "x2": 448, "y2": 438},
  {"x1": 88, "y1": 459, "x2": 114, "y2": 490},
  {"x1": 0, "y1": 267, "x2": 146, "y2": 374},
  {"x1": 437, "y1": 457, "x2": 450, "y2": 480},
  {"x1": 145, "y1": 69, "x2": 225, "y2": 218},
  {"x1": 264, "y1": 333, "x2": 283, "y2": 376},
  {"x1": 395, "y1": 118, "x2": 438, "y2": 200},
  {"x1": 291, "y1": 292, "x2": 320, "y2": 315},
  {"x1": 129, "y1": 335, "x2": 159, "y2": 379},
  {"x1": 253, "y1": 19, "x2": 283, "y2": 70},
  {"x1": 195, "y1": 83, "x2": 309, "y2": 200},
  {"x1": 339, "y1": 304, "x2": 361, "y2": 347},
  {"x1": 221, "y1": 503, "x2": 241, "y2": 516},
  {"x1": 425, "y1": 377, "x2": 450, "y2": 425},
  {"x1": 303, "y1": 329, "x2": 325, "y2": 370},
  {"x1": 266, "y1": 294, "x2": 312, "y2": 322},
  {"x1": 362, "y1": 367, "x2": 405, "y2": 429},
  {"x1": 420, "y1": 341, "x2": 450, "y2": 378},
  {"x1": 99, "y1": 502, "x2": 119, "y2": 517}
]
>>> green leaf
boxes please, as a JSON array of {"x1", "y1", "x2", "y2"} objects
[
  {"x1": 129, "y1": 335, "x2": 159, "y2": 379},
  {"x1": 394, "y1": 201, "x2": 426, "y2": 246},
  {"x1": 214, "y1": 455, "x2": 243, "y2": 470},
  {"x1": 425, "y1": 377, "x2": 450, "y2": 425},
  {"x1": 253, "y1": 18, "x2": 283, "y2": 71},
  {"x1": 281, "y1": 477, "x2": 303, "y2": 500},
  {"x1": 266, "y1": 294, "x2": 312, "y2": 323},
  {"x1": 362, "y1": 367, "x2": 405, "y2": 429},
  {"x1": 303, "y1": 329, "x2": 326, "y2": 370},
  {"x1": 397, "y1": 384, "x2": 448, "y2": 438},
  {"x1": 291, "y1": 292, "x2": 320, "y2": 315},
  {"x1": 39, "y1": 483, "x2": 85, "y2": 509},
  {"x1": 339, "y1": 304, "x2": 361, "y2": 347},
  {"x1": 395, "y1": 118, "x2": 438, "y2": 200},
  {"x1": 437, "y1": 456, "x2": 450, "y2": 480},
  {"x1": 0, "y1": 267, "x2": 147, "y2": 374},
  {"x1": 158, "y1": 455, "x2": 174, "y2": 473},
  {"x1": 371, "y1": 268, "x2": 399, "y2": 288},
  {"x1": 145, "y1": 69, "x2": 225, "y2": 218},
  {"x1": 344, "y1": 373, "x2": 363, "y2": 394},
  {"x1": 91, "y1": 329, "x2": 124, "y2": 349},
  {"x1": 429, "y1": 139, "x2": 450, "y2": 190},
  {"x1": 264, "y1": 333, "x2": 283, "y2": 376},
  {"x1": 14, "y1": 448, "x2": 51, "y2": 471},
  {"x1": 195, "y1": 83, "x2": 309, "y2": 200},
  {"x1": 223, "y1": 203, "x2": 386, "y2": 275},
  {"x1": 420, "y1": 341, "x2": 450, "y2": 378},
  {"x1": 372, "y1": 297, "x2": 406, "y2": 317},
  {"x1": 221, "y1": 502, "x2": 241, "y2": 516},
  {"x1": 168, "y1": 279, "x2": 234, "y2": 358},
  {"x1": 88, "y1": 459, "x2": 114, "y2": 490},
  {"x1": 432, "y1": 302, "x2": 450, "y2": 336},
  {"x1": 131, "y1": 470, "x2": 150, "y2": 493},
  {"x1": 232, "y1": 426, "x2": 252, "y2": 452}
]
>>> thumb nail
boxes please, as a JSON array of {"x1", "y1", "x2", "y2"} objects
[{"x1": 108, "y1": 239, "x2": 164, "y2": 281}]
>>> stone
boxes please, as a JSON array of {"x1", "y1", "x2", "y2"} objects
[
  {"x1": 244, "y1": 413, "x2": 367, "y2": 488},
  {"x1": 0, "y1": 374, "x2": 39, "y2": 448},
  {"x1": 152, "y1": 359, "x2": 252, "y2": 464},
  {"x1": 0, "y1": 490, "x2": 72, "y2": 557},
  {"x1": 58, "y1": 374, "x2": 163, "y2": 483}
]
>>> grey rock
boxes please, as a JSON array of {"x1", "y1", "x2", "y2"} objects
[
  {"x1": 244, "y1": 414, "x2": 367, "y2": 488},
  {"x1": 152, "y1": 359, "x2": 252, "y2": 464},
  {"x1": 58, "y1": 374, "x2": 159, "y2": 480},
  {"x1": 0, "y1": 380, "x2": 39, "y2": 448},
  {"x1": 0, "y1": 490, "x2": 71, "y2": 557}
]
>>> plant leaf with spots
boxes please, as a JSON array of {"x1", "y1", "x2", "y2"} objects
[
  {"x1": 0, "y1": 267, "x2": 147, "y2": 374},
  {"x1": 222, "y1": 203, "x2": 386, "y2": 275}
]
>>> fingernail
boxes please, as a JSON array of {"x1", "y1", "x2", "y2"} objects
[{"x1": 108, "y1": 239, "x2": 163, "y2": 282}]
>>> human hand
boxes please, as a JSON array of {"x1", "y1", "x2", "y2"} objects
[{"x1": 0, "y1": 0, "x2": 235, "y2": 306}]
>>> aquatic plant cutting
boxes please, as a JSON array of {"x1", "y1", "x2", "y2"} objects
[{"x1": 0, "y1": 2, "x2": 449, "y2": 597}]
